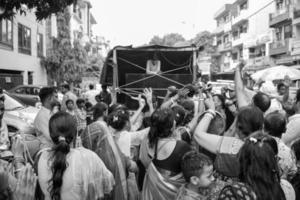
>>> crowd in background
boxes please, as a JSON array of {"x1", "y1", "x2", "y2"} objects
[{"x1": 1, "y1": 62, "x2": 300, "y2": 200}]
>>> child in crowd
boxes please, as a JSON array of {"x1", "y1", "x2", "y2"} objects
[
  {"x1": 65, "y1": 99, "x2": 75, "y2": 116},
  {"x1": 176, "y1": 151, "x2": 223, "y2": 200}
]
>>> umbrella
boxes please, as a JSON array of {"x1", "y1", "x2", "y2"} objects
[{"x1": 251, "y1": 66, "x2": 300, "y2": 81}]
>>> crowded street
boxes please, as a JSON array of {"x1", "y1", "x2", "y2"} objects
[{"x1": 1, "y1": 0, "x2": 300, "y2": 200}]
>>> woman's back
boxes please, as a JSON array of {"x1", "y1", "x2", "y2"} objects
[
  {"x1": 38, "y1": 147, "x2": 114, "y2": 200},
  {"x1": 152, "y1": 140, "x2": 192, "y2": 175},
  {"x1": 82, "y1": 120, "x2": 129, "y2": 200}
]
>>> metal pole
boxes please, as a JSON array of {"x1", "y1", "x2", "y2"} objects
[
  {"x1": 112, "y1": 49, "x2": 117, "y2": 104},
  {"x1": 193, "y1": 50, "x2": 197, "y2": 82}
]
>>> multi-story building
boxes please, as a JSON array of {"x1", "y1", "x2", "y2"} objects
[
  {"x1": 0, "y1": 10, "x2": 47, "y2": 89},
  {"x1": 213, "y1": 0, "x2": 275, "y2": 73},
  {"x1": 269, "y1": 0, "x2": 300, "y2": 65},
  {"x1": 70, "y1": 0, "x2": 97, "y2": 45},
  {"x1": 46, "y1": 0, "x2": 97, "y2": 55}
]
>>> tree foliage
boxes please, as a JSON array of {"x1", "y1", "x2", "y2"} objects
[
  {"x1": 0, "y1": 0, "x2": 76, "y2": 20},
  {"x1": 41, "y1": 8, "x2": 88, "y2": 85},
  {"x1": 190, "y1": 31, "x2": 216, "y2": 54},
  {"x1": 149, "y1": 33, "x2": 185, "y2": 46}
]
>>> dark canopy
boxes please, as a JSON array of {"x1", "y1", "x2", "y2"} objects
[{"x1": 100, "y1": 45, "x2": 199, "y2": 107}]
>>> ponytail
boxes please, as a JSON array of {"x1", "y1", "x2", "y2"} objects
[
  {"x1": 148, "y1": 108, "x2": 175, "y2": 148},
  {"x1": 48, "y1": 112, "x2": 76, "y2": 200},
  {"x1": 148, "y1": 125, "x2": 158, "y2": 148},
  {"x1": 49, "y1": 138, "x2": 70, "y2": 200}
]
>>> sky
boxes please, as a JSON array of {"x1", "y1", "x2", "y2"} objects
[{"x1": 90, "y1": 0, "x2": 234, "y2": 47}]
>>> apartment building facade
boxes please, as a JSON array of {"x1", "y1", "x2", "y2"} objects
[
  {"x1": 0, "y1": 11, "x2": 47, "y2": 89},
  {"x1": 213, "y1": 0, "x2": 275, "y2": 72},
  {"x1": 269, "y1": 0, "x2": 300, "y2": 65},
  {"x1": 70, "y1": 0, "x2": 97, "y2": 46},
  {"x1": 46, "y1": 0, "x2": 97, "y2": 55}
]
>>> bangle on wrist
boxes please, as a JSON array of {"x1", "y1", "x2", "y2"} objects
[
  {"x1": 205, "y1": 112, "x2": 214, "y2": 119},
  {"x1": 206, "y1": 109, "x2": 216, "y2": 117}
]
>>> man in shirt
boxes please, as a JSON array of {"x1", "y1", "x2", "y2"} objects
[
  {"x1": 0, "y1": 89, "x2": 9, "y2": 155},
  {"x1": 34, "y1": 87, "x2": 58, "y2": 149},
  {"x1": 84, "y1": 84, "x2": 98, "y2": 105},
  {"x1": 99, "y1": 84, "x2": 112, "y2": 106},
  {"x1": 283, "y1": 89, "x2": 300, "y2": 147},
  {"x1": 61, "y1": 84, "x2": 77, "y2": 111}
]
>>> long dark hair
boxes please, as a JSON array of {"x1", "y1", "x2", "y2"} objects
[
  {"x1": 48, "y1": 112, "x2": 77, "y2": 200},
  {"x1": 148, "y1": 108, "x2": 175, "y2": 148},
  {"x1": 239, "y1": 132, "x2": 286, "y2": 200},
  {"x1": 107, "y1": 109, "x2": 130, "y2": 131},
  {"x1": 236, "y1": 106, "x2": 264, "y2": 139}
]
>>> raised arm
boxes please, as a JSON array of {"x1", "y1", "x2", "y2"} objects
[
  {"x1": 161, "y1": 88, "x2": 189, "y2": 109},
  {"x1": 143, "y1": 88, "x2": 154, "y2": 115},
  {"x1": 130, "y1": 94, "x2": 145, "y2": 126},
  {"x1": 235, "y1": 62, "x2": 248, "y2": 108},
  {"x1": 193, "y1": 97, "x2": 222, "y2": 154}
]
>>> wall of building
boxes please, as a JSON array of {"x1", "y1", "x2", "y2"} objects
[{"x1": 0, "y1": 11, "x2": 47, "y2": 87}]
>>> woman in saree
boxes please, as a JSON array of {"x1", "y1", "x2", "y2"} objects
[
  {"x1": 37, "y1": 112, "x2": 114, "y2": 200},
  {"x1": 193, "y1": 97, "x2": 264, "y2": 179},
  {"x1": 81, "y1": 102, "x2": 134, "y2": 200},
  {"x1": 140, "y1": 108, "x2": 192, "y2": 200}
]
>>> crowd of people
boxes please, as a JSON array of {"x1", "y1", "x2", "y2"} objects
[{"x1": 1, "y1": 62, "x2": 300, "y2": 200}]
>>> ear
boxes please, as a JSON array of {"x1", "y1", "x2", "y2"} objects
[{"x1": 190, "y1": 176, "x2": 200, "y2": 185}]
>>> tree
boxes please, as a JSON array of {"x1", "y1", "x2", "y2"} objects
[
  {"x1": 190, "y1": 31, "x2": 216, "y2": 53},
  {"x1": 149, "y1": 33, "x2": 186, "y2": 46},
  {"x1": 0, "y1": 0, "x2": 76, "y2": 20},
  {"x1": 149, "y1": 35, "x2": 164, "y2": 45},
  {"x1": 41, "y1": 8, "x2": 88, "y2": 85}
]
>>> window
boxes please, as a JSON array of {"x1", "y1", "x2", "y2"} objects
[
  {"x1": 240, "y1": 24, "x2": 248, "y2": 34},
  {"x1": 284, "y1": 24, "x2": 292, "y2": 39},
  {"x1": 28, "y1": 72, "x2": 33, "y2": 85},
  {"x1": 15, "y1": 87, "x2": 25, "y2": 94},
  {"x1": 276, "y1": 0, "x2": 284, "y2": 10},
  {"x1": 37, "y1": 33, "x2": 43, "y2": 57},
  {"x1": 232, "y1": 52, "x2": 238, "y2": 60},
  {"x1": 233, "y1": 30, "x2": 239, "y2": 40},
  {"x1": 78, "y1": 9, "x2": 82, "y2": 19},
  {"x1": 73, "y1": 3, "x2": 77, "y2": 13},
  {"x1": 224, "y1": 35, "x2": 229, "y2": 43},
  {"x1": 0, "y1": 19, "x2": 13, "y2": 48},
  {"x1": 275, "y1": 26, "x2": 283, "y2": 40},
  {"x1": 18, "y1": 23, "x2": 31, "y2": 55},
  {"x1": 240, "y1": 1, "x2": 248, "y2": 10}
]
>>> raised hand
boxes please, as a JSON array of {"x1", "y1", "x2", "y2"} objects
[
  {"x1": 14, "y1": 164, "x2": 37, "y2": 200},
  {"x1": 131, "y1": 94, "x2": 146, "y2": 108},
  {"x1": 204, "y1": 95, "x2": 215, "y2": 111},
  {"x1": 11, "y1": 135, "x2": 24, "y2": 157},
  {"x1": 143, "y1": 88, "x2": 153, "y2": 104}
]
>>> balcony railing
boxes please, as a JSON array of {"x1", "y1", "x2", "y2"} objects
[
  {"x1": 291, "y1": 38, "x2": 300, "y2": 55},
  {"x1": 269, "y1": 6, "x2": 291, "y2": 27},
  {"x1": 232, "y1": 33, "x2": 247, "y2": 47},
  {"x1": 248, "y1": 56, "x2": 270, "y2": 66},
  {"x1": 213, "y1": 24, "x2": 225, "y2": 35},
  {"x1": 232, "y1": 9, "x2": 249, "y2": 26},
  {"x1": 217, "y1": 42, "x2": 232, "y2": 52},
  {"x1": 269, "y1": 39, "x2": 290, "y2": 55}
]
